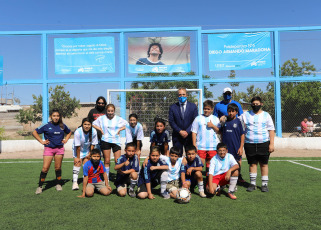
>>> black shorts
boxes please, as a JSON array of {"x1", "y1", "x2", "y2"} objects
[
  {"x1": 131, "y1": 139, "x2": 143, "y2": 150},
  {"x1": 137, "y1": 170, "x2": 163, "y2": 194},
  {"x1": 101, "y1": 141, "x2": 121, "y2": 152},
  {"x1": 244, "y1": 141, "x2": 270, "y2": 164}
]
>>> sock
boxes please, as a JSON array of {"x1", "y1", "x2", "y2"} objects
[
  {"x1": 106, "y1": 167, "x2": 110, "y2": 178},
  {"x1": 38, "y1": 171, "x2": 47, "y2": 187},
  {"x1": 72, "y1": 166, "x2": 81, "y2": 183},
  {"x1": 228, "y1": 177, "x2": 238, "y2": 193},
  {"x1": 262, "y1": 175, "x2": 269, "y2": 186},
  {"x1": 160, "y1": 171, "x2": 168, "y2": 194},
  {"x1": 55, "y1": 169, "x2": 62, "y2": 185},
  {"x1": 250, "y1": 173, "x2": 257, "y2": 186},
  {"x1": 198, "y1": 181, "x2": 204, "y2": 192},
  {"x1": 130, "y1": 179, "x2": 137, "y2": 190}
]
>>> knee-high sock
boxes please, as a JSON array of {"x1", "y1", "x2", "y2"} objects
[
  {"x1": 228, "y1": 177, "x2": 238, "y2": 193},
  {"x1": 160, "y1": 171, "x2": 168, "y2": 194},
  {"x1": 250, "y1": 173, "x2": 257, "y2": 186},
  {"x1": 38, "y1": 171, "x2": 47, "y2": 187},
  {"x1": 262, "y1": 175, "x2": 269, "y2": 186},
  {"x1": 55, "y1": 169, "x2": 62, "y2": 185},
  {"x1": 73, "y1": 166, "x2": 81, "y2": 183}
]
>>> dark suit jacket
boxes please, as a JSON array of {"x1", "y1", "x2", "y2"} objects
[{"x1": 169, "y1": 101, "x2": 198, "y2": 143}]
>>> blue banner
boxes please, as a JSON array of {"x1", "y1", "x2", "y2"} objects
[
  {"x1": 55, "y1": 37, "x2": 115, "y2": 74},
  {"x1": 208, "y1": 32, "x2": 272, "y2": 71},
  {"x1": 0, "y1": 56, "x2": 3, "y2": 85}
]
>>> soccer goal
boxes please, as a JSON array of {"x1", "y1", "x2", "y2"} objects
[{"x1": 107, "y1": 88, "x2": 202, "y2": 136}]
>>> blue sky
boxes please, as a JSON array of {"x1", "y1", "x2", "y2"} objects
[{"x1": 1, "y1": 0, "x2": 321, "y2": 104}]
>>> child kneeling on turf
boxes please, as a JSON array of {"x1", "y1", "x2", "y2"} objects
[
  {"x1": 137, "y1": 146, "x2": 169, "y2": 199},
  {"x1": 207, "y1": 143, "x2": 239, "y2": 200},
  {"x1": 78, "y1": 149, "x2": 112, "y2": 198},
  {"x1": 181, "y1": 145, "x2": 206, "y2": 198},
  {"x1": 114, "y1": 142, "x2": 139, "y2": 198}
]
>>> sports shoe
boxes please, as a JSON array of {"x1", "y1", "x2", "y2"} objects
[
  {"x1": 161, "y1": 191, "x2": 170, "y2": 199},
  {"x1": 246, "y1": 184, "x2": 256, "y2": 192},
  {"x1": 215, "y1": 187, "x2": 221, "y2": 196},
  {"x1": 199, "y1": 191, "x2": 206, "y2": 198},
  {"x1": 35, "y1": 186, "x2": 42, "y2": 195},
  {"x1": 128, "y1": 189, "x2": 136, "y2": 198},
  {"x1": 72, "y1": 182, "x2": 79, "y2": 190},
  {"x1": 55, "y1": 184, "x2": 63, "y2": 191},
  {"x1": 228, "y1": 192, "x2": 237, "y2": 200},
  {"x1": 238, "y1": 175, "x2": 246, "y2": 183},
  {"x1": 261, "y1": 185, "x2": 269, "y2": 192}
]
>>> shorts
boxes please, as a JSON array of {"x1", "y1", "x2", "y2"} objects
[
  {"x1": 185, "y1": 172, "x2": 198, "y2": 187},
  {"x1": 166, "y1": 179, "x2": 180, "y2": 192},
  {"x1": 197, "y1": 150, "x2": 217, "y2": 167},
  {"x1": 101, "y1": 141, "x2": 121, "y2": 152},
  {"x1": 246, "y1": 154, "x2": 270, "y2": 165},
  {"x1": 43, "y1": 146, "x2": 64, "y2": 156},
  {"x1": 116, "y1": 175, "x2": 131, "y2": 192},
  {"x1": 87, "y1": 181, "x2": 107, "y2": 191},
  {"x1": 208, "y1": 172, "x2": 229, "y2": 186},
  {"x1": 137, "y1": 170, "x2": 164, "y2": 194},
  {"x1": 244, "y1": 142, "x2": 270, "y2": 164},
  {"x1": 132, "y1": 139, "x2": 143, "y2": 150}
]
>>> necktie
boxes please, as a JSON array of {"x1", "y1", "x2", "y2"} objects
[{"x1": 181, "y1": 103, "x2": 185, "y2": 119}]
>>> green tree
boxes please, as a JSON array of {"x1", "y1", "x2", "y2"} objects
[{"x1": 16, "y1": 85, "x2": 80, "y2": 126}]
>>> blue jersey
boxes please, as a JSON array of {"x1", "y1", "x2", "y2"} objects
[
  {"x1": 137, "y1": 159, "x2": 167, "y2": 187},
  {"x1": 150, "y1": 130, "x2": 171, "y2": 146},
  {"x1": 213, "y1": 100, "x2": 243, "y2": 118},
  {"x1": 221, "y1": 118, "x2": 246, "y2": 156},
  {"x1": 83, "y1": 160, "x2": 106, "y2": 183},
  {"x1": 36, "y1": 122, "x2": 71, "y2": 148},
  {"x1": 181, "y1": 155, "x2": 203, "y2": 179},
  {"x1": 114, "y1": 154, "x2": 139, "y2": 187}
]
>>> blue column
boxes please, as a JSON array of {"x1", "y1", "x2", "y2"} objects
[
  {"x1": 197, "y1": 28, "x2": 203, "y2": 113},
  {"x1": 41, "y1": 33, "x2": 49, "y2": 123},
  {"x1": 120, "y1": 32, "x2": 126, "y2": 137}
]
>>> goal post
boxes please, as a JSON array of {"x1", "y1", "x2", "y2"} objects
[{"x1": 107, "y1": 88, "x2": 203, "y2": 136}]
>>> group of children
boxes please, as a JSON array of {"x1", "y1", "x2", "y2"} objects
[{"x1": 33, "y1": 95, "x2": 274, "y2": 201}]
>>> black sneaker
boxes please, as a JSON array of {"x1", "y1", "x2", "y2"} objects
[
  {"x1": 128, "y1": 189, "x2": 136, "y2": 198},
  {"x1": 246, "y1": 184, "x2": 256, "y2": 192},
  {"x1": 261, "y1": 185, "x2": 269, "y2": 192}
]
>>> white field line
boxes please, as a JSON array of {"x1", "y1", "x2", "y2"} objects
[
  {"x1": 287, "y1": 160, "x2": 321, "y2": 172},
  {"x1": 0, "y1": 159, "x2": 149, "y2": 164}
]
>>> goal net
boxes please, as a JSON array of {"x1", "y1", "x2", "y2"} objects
[{"x1": 107, "y1": 89, "x2": 203, "y2": 136}]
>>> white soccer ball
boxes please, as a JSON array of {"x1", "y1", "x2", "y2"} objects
[{"x1": 176, "y1": 188, "x2": 191, "y2": 204}]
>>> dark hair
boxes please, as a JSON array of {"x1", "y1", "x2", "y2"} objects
[
  {"x1": 203, "y1": 100, "x2": 214, "y2": 109},
  {"x1": 90, "y1": 148, "x2": 101, "y2": 156},
  {"x1": 95, "y1": 96, "x2": 107, "y2": 108},
  {"x1": 50, "y1": 109, "x2": 64, "y2": 130},
  {"x1": 154, "y1": 117, "x2": 166, "y2": 131},
  {"x1": 251, "y1": 96, "x2": 262, "y2": 103},
  {"x1": 125, "y1": 142, "x2": 137, "y2": 150},
  {"x1": 147, "y1": 43, "x2": 163, "y2": 60},
  {"x1": 78, "y1": 117, "x2": 93, "y2": 143},
  {"x1": 217, "y1": 142, "x2": 228, "y2": 150},
  {"x1": 170, "y1": 146, "x2": 181, "y2": 157},
  {"x1": 150, "y1": 146, "x2": 161, "y2": 155},
  {"x1": 129, "y1": 113, "x2": 138, "y2": 120},
  {"x1": 227, "y1": 103, "x2": 239, "y2": 113},
  {"x1": 185, "y1": 145, "x2": 197, "y2": 153}
]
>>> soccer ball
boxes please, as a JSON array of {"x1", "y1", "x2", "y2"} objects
[{"x1": 176, "y1": 188, "x2": 191, "y2": 204}]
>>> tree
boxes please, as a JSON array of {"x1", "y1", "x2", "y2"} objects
[{"x1": 16, "y1": 85, "x2": 80, "y2": 126}]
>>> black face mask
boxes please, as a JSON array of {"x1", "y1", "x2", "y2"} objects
[
  {"x1": 91, "y1": 159, "x2": 100, "y2": 167},
  {"x1": 96, "y1": 105, "x2": 105, "y2": 112},
  {"x1": 251, "y1": 105, "x2": 261, "y2": 112}
]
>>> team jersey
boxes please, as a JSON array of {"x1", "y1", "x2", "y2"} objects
[
  {"x1": 213, "y1": 100, "x2": 243, "y2": 118},
  {"x1": 220, "y1": 118, "x2": 246, "y2": 156},
  {"x1": 72, "y1": 127, "x2": 98, "y2": 159},
  {"x1": 160, "y1": 155, "x2": 183, "y2": 182},
  {"x1": 114, "y1": 154, "x2": 139, "y2": 187},
  {"x1": 83, "y1": 160, "x2": 106, "y2": 183},
  {"x1": 150, "y1": 130, "x2": 171, "y2": 145},
  {"x1": 36, "y1": 122, "x2": 71, "y2": 148},
  {"x1": 191, "y1": 114, "x2": 221, "y2": 150},
  {"x1": 93, "y1": 115, "x2": 128, "y2": 146},
  {"x1": 125, "y1": 122, "x2": 144, "y2": 144},
  {"x1": 181, "y1": 155, "x2": 203, "y2": 179},
  {"x1": 137, "y1": 159, "x2": 167, "y2": 187},
  {"x1": 240, "y1": 111, "x2": 275, "y2": 144},
  {"x1": 136, "y1": 58, "x2": 164, "y2": 65},
  {"x1": 209, "y1": 153, "x2": 238, "y2": 176}
]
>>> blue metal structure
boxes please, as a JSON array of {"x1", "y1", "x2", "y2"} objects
[{"x1": 1, "y1": 26, "x2": 321, "y2": 137}]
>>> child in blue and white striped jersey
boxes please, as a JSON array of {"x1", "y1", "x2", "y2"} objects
[{"x1": 125, "y1": 113, "x2": 144, "y2": 161}]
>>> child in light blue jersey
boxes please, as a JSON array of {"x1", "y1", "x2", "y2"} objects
[{"x1": 125, "y1": 113, "x2": 144, "y2": 161}]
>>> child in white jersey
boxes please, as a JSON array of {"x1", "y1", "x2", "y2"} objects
[
  {"x1": 93, "y1": 104, "x2": 128, "y2": 177},
  {"x1": 207, "y1": 143, "x2": 239, "y2": 200},
  {"x1": 240, "y1": 96, "x2": 275, "y2": 192},
  {"x1": 125, "y1": 113, "x2": 144, "y2": 161},
  {"x1": 72, "y1": 117, "x2": 98, "y2": 190}
]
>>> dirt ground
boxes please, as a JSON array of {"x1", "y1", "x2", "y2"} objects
[{"x1": 0, "y1": 148, "x2": 320, "y2": 160}]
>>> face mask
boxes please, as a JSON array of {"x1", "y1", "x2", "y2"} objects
[
  {"x1": 251, "y1": 105, "x2": 261, "y2": 112},
  {"x1": 223, "y1": 94, "x2": 232, "y2": 101},
  {"x1": 178, "y1": 96, "x2": 187, "y2": 103},
  {"x1": 91, "y1": 158, "x2": 100, "y2": 167},
  {"x1": 96, "y1": 105, "x2": 105, "y2": 112}
]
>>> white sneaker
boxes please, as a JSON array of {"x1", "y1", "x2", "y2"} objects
[
  {"x1": 72, "y1": 182, "x2": 79, "y2": 190},
  {"x1": 199, "y1": 191, "x2": 206, "y2": 198},
  {"x1": 55, "y1": 184, "x2": 63, "y2": 191},
  {"x1": 35, "y1": 186, "x2": 42, "y2": 195}
]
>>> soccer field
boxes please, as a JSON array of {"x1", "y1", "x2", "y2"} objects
[{"x1": 0, "y1": 158, "x2": 320, "y2": 230}]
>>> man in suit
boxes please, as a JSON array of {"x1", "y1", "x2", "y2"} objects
[{"x1": 169, "y1": 87, "x2": 198, "y2": 154}]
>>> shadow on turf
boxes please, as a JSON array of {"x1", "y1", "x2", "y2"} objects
[{"x1": 42, "y1": 179, "x2": 70, "y2": 192}]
